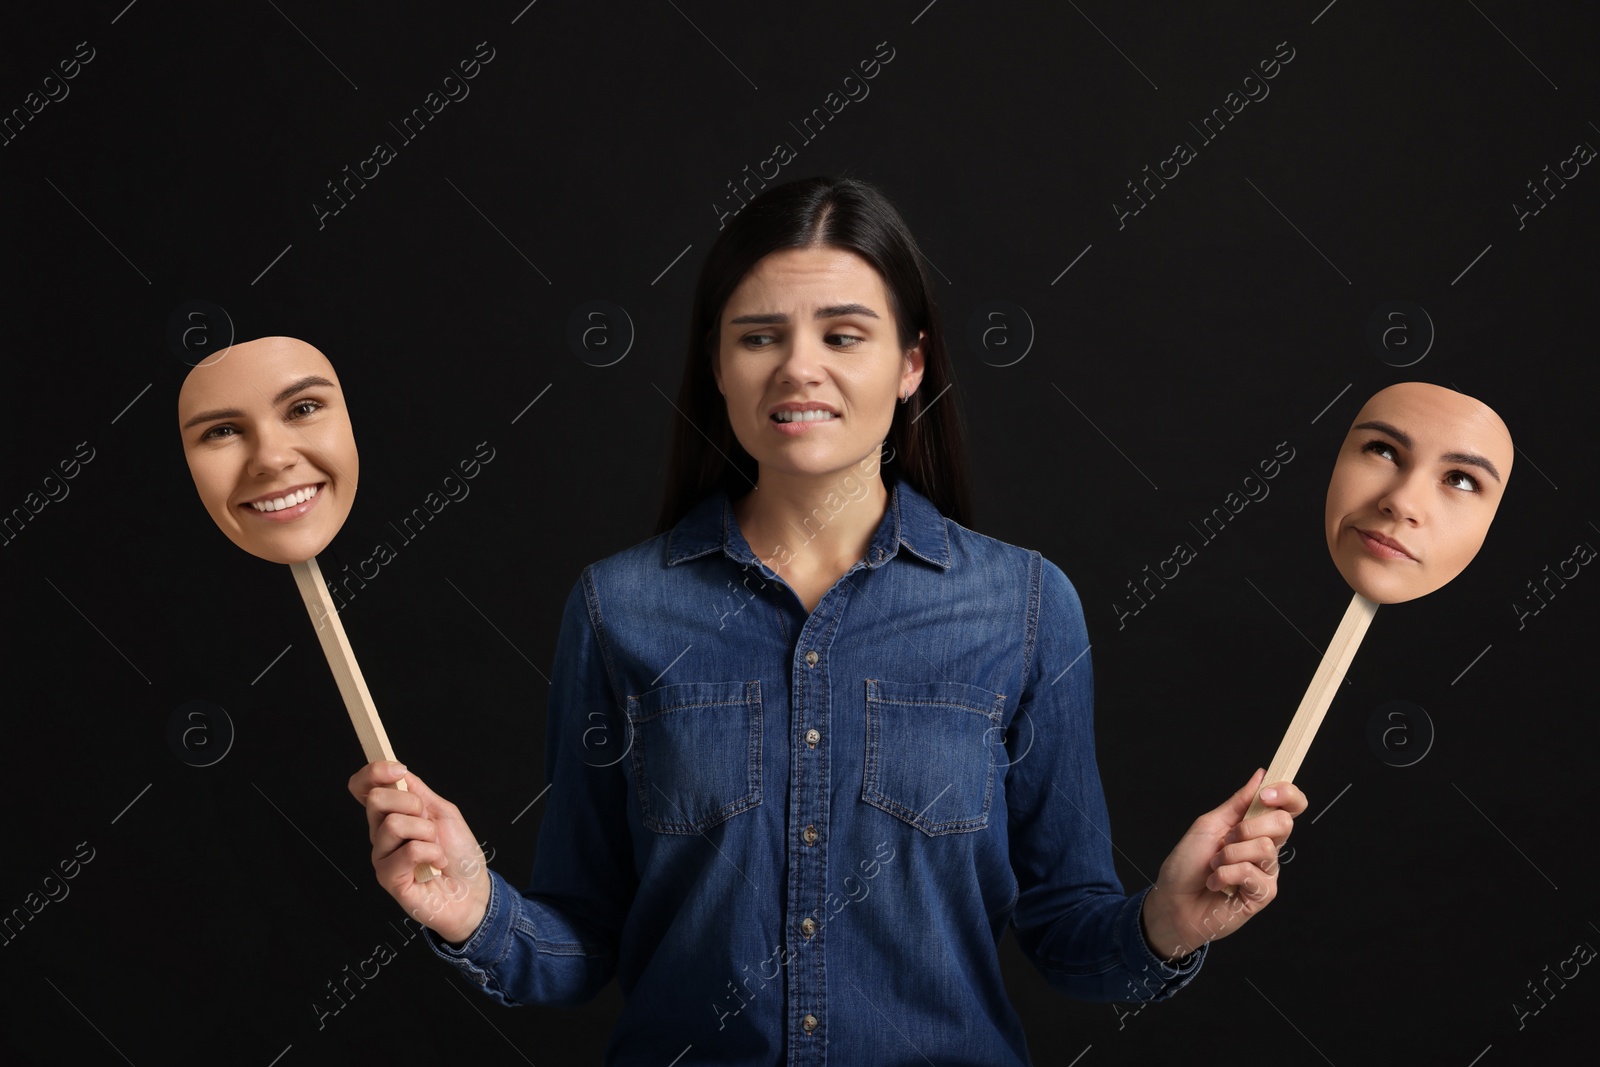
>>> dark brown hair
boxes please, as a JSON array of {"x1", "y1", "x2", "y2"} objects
[{"x1": 656, "y1": 176, "x2": 973, "y2": 532}]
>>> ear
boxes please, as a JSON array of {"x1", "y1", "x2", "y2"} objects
[{"x1": 901, "y1": 331, "x2": 927, "y2": 397}]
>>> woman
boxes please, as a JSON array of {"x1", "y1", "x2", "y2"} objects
[{"x1": 349, "y1": 177, "x2": 1306, "y2": 1065}]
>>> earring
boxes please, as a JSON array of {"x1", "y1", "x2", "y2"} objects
[{"x1": 899, "y1": 391, "x2": 909, "y2": 405}]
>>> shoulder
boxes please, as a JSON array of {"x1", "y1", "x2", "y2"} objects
[{"x1": 942, "y1": 516, "x2": 1082, "y2": 613}]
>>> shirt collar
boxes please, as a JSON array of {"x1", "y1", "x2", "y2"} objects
[{"x1": 666, "y1": 479, "x2": 952, "y2": 571}]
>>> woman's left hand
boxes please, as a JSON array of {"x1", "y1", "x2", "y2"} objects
[{"x1": 1140, "y1": 769, "x2": 1308, "y2": 960}]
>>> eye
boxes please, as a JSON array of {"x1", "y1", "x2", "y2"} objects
[
  {"x1": 199, "y1": 424, "x2": 237, "y2": 441},
  {"x1": 740, "y1": 332, "x2": 778, "y2": 350},
  {"x1": 826, "y1": 332, "x2": 865, "y2": 349},
  {"x1": 1443, "y1": 470, "x2": 1481, "y2": 493},
  {"x1": 287, "y1": 398, "x2": 324, "y2": 419},
  {"x1": 1361, "y1": 439, "x2": 1398, "y2": 463}
]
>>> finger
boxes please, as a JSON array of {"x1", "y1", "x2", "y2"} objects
[
  {"x1": 376, "y1": 838, "x2": 453, "y2": 889},
  {"x1": 349, "y1": 760, "x2": 410, "y2": 807},
  {"x1": 1210, "y1": 837, "x2": 1279, "y2": 873},
  {"x1": 1206, "y1": 769, "x2": 1267, "y2": 833},
  {"x1": 1257, "y1": 782, "x2": 1309, "y2": 817},
  {"x1": 1207, "y1": 860, "x2": 1277, "y2": 904},
  {"x1": 1235, "y1": 808, "x2": 1297, "y2": 849},
  {"x1": 372, "y1": 811, "x2": 438, "y2": 859},
  {"x1": 356, "y1": 769, "x2": 426, "y2": 840}
]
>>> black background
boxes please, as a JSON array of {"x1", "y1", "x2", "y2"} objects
[{"x1": 2, "y1": 2, "x2": 1596, "y2": 1064}]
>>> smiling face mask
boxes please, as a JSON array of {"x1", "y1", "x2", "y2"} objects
[
  {"x1": 1324, "y1": 382, "x2": 1513, "y2": 604},
  {"x1": 177, "y1": 336, "x2": 359, "y2": 564}
]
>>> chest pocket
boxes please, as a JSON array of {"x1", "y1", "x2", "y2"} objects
[
  {"x1": 861, "y1": 678, "x2": 1006, "y2": 836},
  {"x1": 626, "y1": 680, "x2": 763, "y2": 835}
]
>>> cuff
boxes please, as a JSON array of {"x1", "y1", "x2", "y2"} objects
[
  {"x1": 422, "y1": 869, "x2": 516, "y2": 990},
  {"x1": 1119, "y1": 885, "x2": 1207, "y2": 1001}
]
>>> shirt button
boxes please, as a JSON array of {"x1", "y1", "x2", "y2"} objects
[
  {"x1": 802, "y1": 1013, "x2": 819, "y2": 1034},
  {"x1": 804, "y1": 728, "x2": 820, "y2": 748},
  {"x1": 800, "y1": 917, "x2": 817, "y2": 938},
  {"x1": 802, "y1": 824, "x2": 818, "y2": 846},
  {"x1": 804, "y1": 650, "x2": 819, "y2": 667}
]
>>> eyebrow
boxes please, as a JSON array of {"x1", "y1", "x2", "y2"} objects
[
  {"x1": 728, "y1": 303, "x2": 882, "y2": 325},
  {"x1": 1351, "y1": 420, "x2": 1502, "y2": 483},
  {"x1": 181, "y1": 375, "x2": 338, "y2": 430}
]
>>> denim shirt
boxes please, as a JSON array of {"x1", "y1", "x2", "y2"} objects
[{"x1": 426, "y1": 481, "x2": 1205, "y2": 1065}]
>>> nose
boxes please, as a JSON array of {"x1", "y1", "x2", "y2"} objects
[
  {"x1": 1377, "y1": 472, "x2": 1425, "y2": 525},
  {"x1": 776, "y1": 332, "x2": 825, "y2": 386},
  {"x1": 246, "y1": 422, "x2": 300, "y2": 477}
]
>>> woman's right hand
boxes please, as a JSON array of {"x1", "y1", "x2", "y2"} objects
[{"x1": 347, "y1": 761, "x2": 492, "y2": 945}]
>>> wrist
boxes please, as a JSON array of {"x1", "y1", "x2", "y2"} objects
[{"x1": 1140, "y1": 886, "x2": 1193, "y2": 962}]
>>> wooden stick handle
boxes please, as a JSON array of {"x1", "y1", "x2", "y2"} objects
[
  {"x1": 290, "y1": 557, "x2": 439, "y2": 883},
  {"x1": 1246, "y1": 593, "x2": 1379, "y2": 821}
]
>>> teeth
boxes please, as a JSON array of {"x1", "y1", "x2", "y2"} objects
[
  {"x1": 773, "y1": 410, "x2": 837, "y2": 423},
  {"x1": 252, "y1": 485, "x2": 319, "y2": 512}
]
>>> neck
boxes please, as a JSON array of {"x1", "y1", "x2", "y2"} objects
[{"x1": 734, "y1": 452, "x2": 890, "y2": 573}]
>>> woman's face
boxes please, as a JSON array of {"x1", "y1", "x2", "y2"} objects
[
  {"x1": 1324, "y1": 382, "x2": 1512, "y2": 603},
  {"x1": 714, "y1": 246, "x2": 923, "y2": 484},
  {"x1": 177, "y1": 337, "x2": 359, "y2": 564}
]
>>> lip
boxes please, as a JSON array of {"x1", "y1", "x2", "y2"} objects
[
  {"x1": 1355, "y1": 527, "x2": 1417, "y2": 562},
  {"x1": 238, "y1": 482, "x2": 326, "y2": 523},
  {"x1": 768, "y1": 401, "x2": 840, "y2": 436}
]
